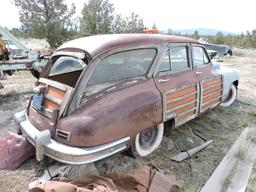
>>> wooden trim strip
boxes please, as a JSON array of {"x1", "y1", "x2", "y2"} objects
[
  {"x1": 203, "y1": 78, "x2": 222, "y2": 87},
  {"x1": 175, "y1": 102, "x2": 197, "y2": 114},
  {"x1": 202, "y1": 99, "x2": 220, "y2": 111},
  {"x1": 203, "y1": 83, "x2": 222, "y2": 90},
  {"x1": 203, "y1": 94, "x2": 222, "y2": 103},
  {"x1": 44, "y1": 94, "x2": 62, "y2": 105},
  {"x1": 202, "y1": 97, "x2": 221, "y2": 107},
  {"x1": 167, "y1": 100, "x2": 197, "y2": 113},
  {"x1": 177, "y1": 107, "x2": 197, "y2": 117},
  {"x1": 166, "y1": 86, "x2": 197, "y2": 100},
  {"x1": 203, "y1": 90, "x2": 222, "y2": 98},
  {"x1": 43, "y1": 98, "x2": 60, "y2": 110},
  {"x1": 167, "y1": 94, "x2": 197, "y2": 108},
  {"x1": 177, "y1": 110, "x2": 196, "y2": 122},
  {"x1": 47, "y1": 86, "x2": 65, "y2": 100},
  {"x1": 167, "y1": 91, "x2": 197, "y2": 103},
  {"x1": 203, "y1": 85, "x2": 222, "y2": 96},
  {"x1": 39, "y1": 78, "x2": 67, "y2": 91}
]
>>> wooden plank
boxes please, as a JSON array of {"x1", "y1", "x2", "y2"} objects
[{"x1": 200, "y1": 127, "x2": 256, "y2": 192}]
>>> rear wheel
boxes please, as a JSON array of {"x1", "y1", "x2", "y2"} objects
[
  {"x1": 220, "y1": 84, "x2": 237, "y2": 107},
  {"x1": 131, "y1": 123, "x2": 164, "y2": 157}
]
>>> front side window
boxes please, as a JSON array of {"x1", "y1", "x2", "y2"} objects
[
  {"x1": 88, "y1": 49, "x2": 156, "y2": 85},
  {"x1": 158, "y1": 46, "x2": 189, "y2": 73},
  {"x1": 192, "y1": 46, "x2": 210, "y2": 68},
  {"x1": 49, "y1": 56, "x2": 85, "y2": 77}
]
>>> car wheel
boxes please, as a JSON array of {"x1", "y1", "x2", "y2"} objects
[
  {"x1": 131, "y1": 123, "x2": 164, "y2": 157},
  {"x1": 220, "y1": 84, "x2": 237, "y2": 107}
]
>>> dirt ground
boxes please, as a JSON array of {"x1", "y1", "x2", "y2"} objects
[{"x1": 0, "y1": 49, "x2": 256, "y2": 192}]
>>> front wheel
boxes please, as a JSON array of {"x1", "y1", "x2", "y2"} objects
[
  {"x1": 220, "y1": 84, "x2": 237, "y2": 107},
  {"x1": 130, "y1": 123, "x2": 164, "y2": 158}
]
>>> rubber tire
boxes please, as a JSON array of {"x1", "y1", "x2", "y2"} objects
[
  {"x1": 220, "y1": 84, "x2": 237, "y2": 107},
  {"x1": 131, "y1": 123, "x2": 164, "y2": 158}
]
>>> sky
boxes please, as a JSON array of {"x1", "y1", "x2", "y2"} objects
[{"x1": 1, "y1": 0, "x2": 255, "y2": 33}]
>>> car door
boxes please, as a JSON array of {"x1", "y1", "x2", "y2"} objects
[
  {"x1": 192, "y1": 45, "x2": 223, "y2": 113},
  {"x1": 154, "y1": 43, "x2": 199, "y2": 127}
]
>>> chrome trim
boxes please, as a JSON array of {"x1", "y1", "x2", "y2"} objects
[
  {"x1": 56, "y1": 129, "x2": 71, "y2": 142},
  {"x1": 162, "y1": 92, "x2": 167, "y2": 121},
  {"x1": 19, "y1": 114, "x2": 129, "y2": 165},
  {"x1": 195, "y1": 81, "x2": 200, "y2": 115}
]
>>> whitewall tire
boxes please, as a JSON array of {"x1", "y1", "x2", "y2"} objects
[
  {"x1": 220, "y1": 84, "x2": 237, "y2": 107},
  {"x1": 131, "y1": 123, "x2": 164, "y2": 157}
]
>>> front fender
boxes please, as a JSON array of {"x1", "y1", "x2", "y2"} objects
[{"x1": 213, "y1": 62, "x2": 239, "y2": 100}]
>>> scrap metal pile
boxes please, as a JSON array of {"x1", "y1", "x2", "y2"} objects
[{"x1": 0, "y1": 25, "x2": 48, "y2": 88}]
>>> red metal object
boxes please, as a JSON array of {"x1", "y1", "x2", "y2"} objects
[
  {"x1": 0, "y1": 131, "x2": 34, "y2": 170},
  {"x1": 144, "y1": 29, "x2": 160, "y2": 34}
]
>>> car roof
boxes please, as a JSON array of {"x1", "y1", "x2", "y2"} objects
[{"x1": 57, "y1": 34, "x2": 198, "y2": 59}]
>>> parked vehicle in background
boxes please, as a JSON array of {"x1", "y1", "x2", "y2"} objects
[
  {"x1": 199, "y1": 38, "x2": 233, "y2": 57},
  {"x1": 15, "y1": 34, "x2": 239, "y2": 164}
]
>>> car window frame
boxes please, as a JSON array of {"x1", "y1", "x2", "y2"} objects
[
  {"x1": 87, "y1": 48, "x2": 158, "y2": 86},
  {"x1": 155, "y1": 43, "x2": 192, "y2": 76},
  {"x1": 191, "y1": 44, "x2": 212, "y2": 69}
]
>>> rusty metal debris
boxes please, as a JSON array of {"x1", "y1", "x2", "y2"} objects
[
  {"x1": 0, "y1": 25, "x2": 49, "y2": 80},
  {"x1": 171, "y1": 140, "x2": 213, "y2": 162},
  {"x1": 0, "y1": 131, "x2": 34, "y2": 170}
]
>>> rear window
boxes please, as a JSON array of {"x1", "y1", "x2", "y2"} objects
[
  {"x1": 49, "y1": 56, "x2": 85, "y2": 77},
  {"x1": 88, "y1": 49, "x2": 157, "y2": 85}
]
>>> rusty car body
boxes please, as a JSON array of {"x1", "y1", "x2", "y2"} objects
[{"x1": 14, "y1": 34, "x2": 239, "y2": 164}]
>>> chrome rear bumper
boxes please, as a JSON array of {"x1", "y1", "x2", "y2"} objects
[{"x1": 15, "y1": 111, "x2": 129, "y2": 164}]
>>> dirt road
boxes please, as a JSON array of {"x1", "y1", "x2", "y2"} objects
[{"x1": 0, "y1": 49, "x2": 255, "y2": 192}]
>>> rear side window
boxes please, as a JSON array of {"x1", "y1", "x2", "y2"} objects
[
  {"x1": 192, "y1": 46, "x2": 210, "y2": 68},
  {"x1": 158, "y1": 46, "x2": 189, "y2": 73},
  {"x1": 49, "y1": 56, "x2": 85, "y2": 76},
  {"x1": 88, "y1": 49, "x2": 156, "y2": 85}
]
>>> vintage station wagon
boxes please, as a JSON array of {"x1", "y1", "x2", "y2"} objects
[{"x1": 15, "y1": 34, "x2": 239, "y2": 164}]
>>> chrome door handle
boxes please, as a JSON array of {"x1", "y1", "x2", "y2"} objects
[
  {"x1": 195, "y1": 71, "x2": 202, "y2": 75},
  {"x1": 158, "y1": 78, "x2": 169, "y2": 83}
]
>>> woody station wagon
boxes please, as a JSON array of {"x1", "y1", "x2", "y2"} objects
[{"x1": 14, "y1": 34, "x2": 239, "y2": 164}]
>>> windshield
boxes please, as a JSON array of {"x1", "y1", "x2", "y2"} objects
[{"x1": 49, "y1": 56, "x2": 86, "y2": 77}]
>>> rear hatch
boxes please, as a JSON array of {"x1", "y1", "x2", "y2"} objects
[
  {"x1": 27, "y1": 54, "x2": 87, "y2": 135},
  {"x1": 28, "y1": 78, "x2": 74, "y2": 135}
]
